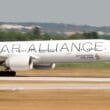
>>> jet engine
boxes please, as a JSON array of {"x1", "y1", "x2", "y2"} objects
[{"x1": 5, "y1": 55, "x2": 33, "y2": 71}]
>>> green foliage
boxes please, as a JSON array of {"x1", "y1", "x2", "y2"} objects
[
  {"x1": 42, "y1": 33, "x2": 67, "y2": 40},
  {"x1": 69, "y1": 32, "x2": 99, "y2": 39},
  {"x1": 0, "y1": 30, "x2": 37, "y2": 41},
  {"x1": 0, "y1": 30, "x2": 101, "y2": 41},
  {"x1": 99, "y1": 35, "x2": 110, "y2": 40},
  {"x1": 31, "y1": 27, "x2": 42, "y2": 39},
  {"x1": 56, "y1": 62, "x2": 110, "y2": 69},
  {"x1": 83, "y1": 32, "x2": 99, "y2": 39},
  {"x1": 69, "y1": 33, "x2": 84, "y2": 39},
  {"x1": 69, "y1": 32, "x2": 99, "y2": 40}
]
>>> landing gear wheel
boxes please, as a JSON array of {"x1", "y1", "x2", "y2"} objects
[{"x1": 0, "y1": 71, "x2": 16, "y2": 76}]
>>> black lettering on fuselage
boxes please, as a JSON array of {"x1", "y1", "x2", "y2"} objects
[
  {"x1": 82, "y1": 42, "x2": 93, "y2": 52},
  {"x1": 39, "y1": 43, "x2": 48, "y2": 53},
  {"x1": 12, "y1": 44, "x2": 21, "y2": 53},
  {"x1": 48, "y1": 43, "x2": 58, "y2": 52},
  {"x1": 71, "y1": 43, "x2": 81, "y2": 52},
  {"x1": 60, "y1": 43, "x2": 69, "y2": 52},
  {"x1": 95, "y1": 42, "x2": 103, "y2": 51},
  {"x1": 1, "y1": 45, "x2": 9, "y2": 53},
  {"x1": 27, "y1": 44, "x2": 37, "y2": 53}
]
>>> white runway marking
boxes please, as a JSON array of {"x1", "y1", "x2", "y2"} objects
[
  {"x1": 0, "y1": 83, "x2": 110, "y2": 90},
  {"x1": 1, "y1": 77, "x2": 110, "y2": 90},
  {"x1": 0, "y1": 77, "x2": 110, "y2": 82}
]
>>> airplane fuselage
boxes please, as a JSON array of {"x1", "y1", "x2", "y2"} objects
[{"x1": 0, "y1": 39, "x2": 110, "y2": 64}]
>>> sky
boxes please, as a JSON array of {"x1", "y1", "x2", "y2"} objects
[{"x1": 0, "y1": 0, "x2": 110, "y2": 26}]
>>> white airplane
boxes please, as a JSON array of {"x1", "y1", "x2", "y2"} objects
[{"x1": 0, "y1": 39, "x2": 109, "y2": 76}]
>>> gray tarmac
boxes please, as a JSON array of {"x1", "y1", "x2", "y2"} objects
[
  {"x1": 0, "y1": 77, "x2": 110, "y2": 82},
  {"x1": 0, "y1": 77, "x2": 110, "y2": 90},
  {"x1": 0, "y1": 83, "x2": 110, "y2": 90}
]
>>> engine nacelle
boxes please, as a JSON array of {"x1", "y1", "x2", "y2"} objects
[
  {"x1": 5, "y1": 55, "x2": 33, "y2": 71},
  {"x1": 33, "y1": 63, "x2": 56, "y2": 69}
]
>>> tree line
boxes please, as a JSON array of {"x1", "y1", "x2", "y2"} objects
[{"x1": 0, "y1": 27, "x2": 108, "y2": 41}]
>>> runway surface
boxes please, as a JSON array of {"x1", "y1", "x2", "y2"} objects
[
  {"x1": 1, "y1": 77, "x2": 110, "y2": 82},
  {"x1": 0, "y1": 77, "x2": 110, "y2": 90},
  {"x1": 0, "y1": 83, "x2": 110, "y2": 90}
]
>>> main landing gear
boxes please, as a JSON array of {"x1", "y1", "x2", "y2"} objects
[{"x1": 0, "y1": 71, "x2": 16, "y2": 76}]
